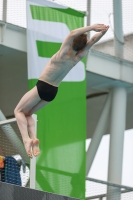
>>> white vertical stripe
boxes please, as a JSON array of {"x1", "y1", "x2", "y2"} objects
[{"x1": 30, "y1": 114, "x2": 37, "y2": 189}]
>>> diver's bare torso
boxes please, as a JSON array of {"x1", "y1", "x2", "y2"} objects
[
  {"x1": 39, "y1": 48, "x2": 80, "y2": 87},
  {"x1": 39, "y1": 24, "x2": 109, "y2": 87}
]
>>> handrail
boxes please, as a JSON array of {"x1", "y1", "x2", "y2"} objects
[
  {"x1": 86, "y1": 177, "x2": 133, "y2": 191},
  {"x1": 86, "y1": 189, "x2": 131, "y2": 200},
  {"x1": 86, "y1": 177, "x2": 133, "y2": 199},
  {"x1": 0, "y1": 118, "x2": 16, "y2": 126}
]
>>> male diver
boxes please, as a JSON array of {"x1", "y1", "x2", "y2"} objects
[{"x1": 14, "y1": 24, "x2": 109, "y2": 158}]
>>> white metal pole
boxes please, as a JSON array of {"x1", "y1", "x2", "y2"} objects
[
  {"x1": 86, "y1": 92, "x2": 111, "y2": 175},
  {"x1": 107, "y1": 87, "x2": 127, "y2": 199},
  {"x1": 86, "y1": 0, "x2": 91, "y2": 39},
  {"x1": 113, "y1": 0, "x2": 124, "y2": 58},
  {"x1": 30, "y1": 114, "x2": 37, "y2": 189},
  {"x1": 2, "y1": 0, "x2": 7, "y2": 22}
]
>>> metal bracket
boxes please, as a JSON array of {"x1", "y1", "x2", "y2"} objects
[{"x1": 0, "y1": 22, "x2": 6, "y2": 44}]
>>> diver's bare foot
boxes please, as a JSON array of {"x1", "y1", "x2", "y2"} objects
[
  {"x1": 32, "y1": 139, "x2": 40, "y2": 157},
  {"x1": 24, "y1": 138, "x2": 33, "y2": 158}
]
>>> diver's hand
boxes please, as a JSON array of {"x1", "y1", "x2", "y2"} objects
[{"x1": 92, "y1": 24, "x2": 109, "y2": 32}]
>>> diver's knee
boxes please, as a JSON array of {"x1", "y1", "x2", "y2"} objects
[
  {"x1": 14, "y1": 107, "x2": 22, "y2": 117},
  {"x1": 14, "y1": 107, "x2": 18, "y2": 117}
]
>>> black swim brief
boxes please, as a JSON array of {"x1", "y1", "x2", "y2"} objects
[{"x1": 36, "y1": 80, "x2": 58, "y2": 102}]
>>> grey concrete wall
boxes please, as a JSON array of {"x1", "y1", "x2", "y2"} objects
[{"x1": 0, "y1": 181, "x2": 79, "y2": 200}]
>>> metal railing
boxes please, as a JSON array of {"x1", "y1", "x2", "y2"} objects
[
  {"x1": 0, "y1": 115, "x2": 37, "y2": 188},
  {"x1": 86, "y1": 177, "x2": 133, "y2": 200}
]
